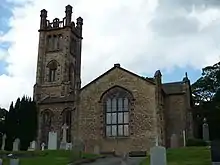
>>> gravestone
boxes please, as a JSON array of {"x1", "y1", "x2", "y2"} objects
[
  {"x1": 203, "y1": 118, "x2": 210, "y2": 141},
  {"x1": 182, "y1": 130, "x2": 186, "y2": 147},
  {"x1": 28, "y1": 141, "x2": 37, "y2": 151},
  {"x1": 1, "y1": 134, "x2": 6, "y2": 150},
  {"x1": 170, "y1": 134, "x2": 178, "y2": 148},
  {"x1": 48, "y1": 131, "x2": 57, "y2": 150},
  {"x1": 150, "y1": 146, "x2": 167, "y2": 165},
  {"x1": 0, "y1": 159, "x2": 2, "y2": 165},
  {"x1": 66, "y1": 143, "x2": 72, "y2": 150},
  {"x1": 60, "y1": 124, "x2": 69, "y2": 150},
  {"x1": 94, "y1": 145, "x2": 100, "y2": 154},
  {"x1": 13, "y1": 138, "x2": 20, "y2": 151},
  {"x1": 10, "y1": 159, "x2": 19, "y2": 165},
  {"x1": 41, "y1": 143, "x2": 45, "y2": 151},
  {"x1": 211, "y1": 140, "x2": 220, "y2": 165}
]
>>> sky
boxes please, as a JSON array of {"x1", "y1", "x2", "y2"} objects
[{"x1": 0, "y1": 0, "x2": 220, "y2": 109}]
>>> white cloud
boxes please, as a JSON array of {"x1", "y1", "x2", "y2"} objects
[{"x1": 1, "y1": 0, "x2": 220, "y2": 109}]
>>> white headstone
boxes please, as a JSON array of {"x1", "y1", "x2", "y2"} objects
[
  {"x1": 61, "y1": 123, "x2": 69, "y2": 143},
  {"x1": 183, "y1": 130, "x2": 186, "y2": 147},
  {"x1": 48, "y1": 131, "x2": 57, "y2": 150},
  {"x1": 28, "y1": 141, "x2": 37, "y2": 151},
  {"x1": 150, "y1": 146, "x2": 167, "y2": 165},
  {"x1": 41, "y1": 143, "x2": 45, "y2": 151},
  {"x1": 1, "y1": 134, "x2": 6, "y2": 150},
  {"x1": 13, "y1": 138, "x2": 20, "y2": 151}
]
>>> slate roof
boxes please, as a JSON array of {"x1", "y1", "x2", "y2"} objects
[{"x1": 162, "y1": 81, "x2": 185, "y2": 95}]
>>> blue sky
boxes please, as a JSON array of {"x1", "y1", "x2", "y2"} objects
[
  {"x1": 1, "y1": 0, "x2": 220, "y2": 109},
  {"x1": 0, "y1": 0, "x2": 12, "y2": 75}
]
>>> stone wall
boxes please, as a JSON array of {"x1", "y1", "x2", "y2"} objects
[{"x1": 79, "y1": 66, "x2": 157, "y2": 153}]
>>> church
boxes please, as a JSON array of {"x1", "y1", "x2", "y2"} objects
[{"x1": 34, "y1": 5, "x2": 194, "y2": 153}]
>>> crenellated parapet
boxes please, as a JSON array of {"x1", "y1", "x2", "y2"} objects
[{"x1": 39, "y1": 5, "x2": 83, "y2": 38}]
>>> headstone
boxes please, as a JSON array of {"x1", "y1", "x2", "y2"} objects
[
  {"x1": 183, "y1": 130, "x2": 186, "y2": 147},
  {"x1": 72, "y1": 138, "x2": 85, "y2": 158},
  {"x1": 150, "y1": 146, "x2": 167, "y2": 165},
  {"x1": 170, "y1": 134, "x2": 178, "y2": 148},
  {"x1": 94, "y1": 145, "x2": 100, "y2": 154},
  {"x1": 60, "y1": 124, "x2": 69, "y2": 150},
  {"x1": 41, "y1": 143, "x2": 45, "y2": 151},
  {"x1": 203, "y1": 118, "x2": 210, "y2": 141},
  {"x1": 48, "y1": 131, "x2": 57, "y2": 150},
  {"x1": 0, "y1": 158, "x2": 2, "y2": 165},
  {"x1": 66, "y1": 143, "x2": 72, "y2": 150},
  {"x1": 211, "y1": 140, "x2": 220, "y2": 165},
  {"x1": 13, "y1": 138, "x2": 20, "y2": 151},
  {"x1": 28, "y1": 141, "x2": 37, "y2": 151},
  {"x1": 10, "y1": 159, "x2": 19, "y2": 165},
  {"x1": 1, "y1": 134, "x2": 6, "y2": 150}
]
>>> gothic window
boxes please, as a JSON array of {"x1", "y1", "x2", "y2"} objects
[
  {"x1": 47, "y1": 34, "x2": 63, "y2": 51},
  {"x1": 47, "y1": 35, "x2": 53, "y2": 51},
  {"x1": 47, "y1": 60, "x2": 58, "y2": 82},
  {"x1": 101, "y1": 86, "x2": 133, "y2": 137},
  {"x1": 62, "y1": 109, "x2": 72, "y2": 143},
  {"x1": 42, "y1": 110, "x2": 52, "y2": 126},
  {"x1": 41, "y1": 110, "x2": 53, "y2": 144}
]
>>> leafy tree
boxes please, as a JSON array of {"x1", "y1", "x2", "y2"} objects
[{"x1": 192, "y1": 61, "x2": 220, "y2": 140}]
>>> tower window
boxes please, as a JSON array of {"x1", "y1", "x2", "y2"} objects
[
  {"x1": 47, "y1": 60, "x2": 58, "y2": 82},
  {"x1": 47, "y1": 34, "x2": 63, "y2": 51}
]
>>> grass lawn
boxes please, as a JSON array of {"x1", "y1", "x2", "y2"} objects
[
  {"x1": 0, "y1": 150, "x2": 99, "y2": 165},
  {"x1": 140, "y1": 147, "x2": 211, "y2": 165}
]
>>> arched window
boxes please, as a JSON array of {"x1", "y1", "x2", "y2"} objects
[
  {"x1": 62, "y1": 109, "x2": 72, "y2": 143},
  {"x1": 101, "y1": 86, "x2": 133, "y2": 137},
  {"x1": 47, "y1": 60, "x2": 58, "y2": 82},
  {"x1": 41, "y1": 110, "x2": 53, "y2": 143}
]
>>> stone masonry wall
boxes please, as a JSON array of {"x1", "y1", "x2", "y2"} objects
[{"x1": 79, "y1": 66, "x2": 157, "y2": 154}]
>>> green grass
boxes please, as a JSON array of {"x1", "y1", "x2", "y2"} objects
[
  {"x1": 0, "y1": 150, "x2": 99, "y2": 165},
  {"x1": 140, "y1": 147, "x2": 211, "y2": 165}
]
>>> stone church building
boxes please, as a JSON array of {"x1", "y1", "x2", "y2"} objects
[{"x1": 34, "y1": 5, "x2": 194, "y2": 153}]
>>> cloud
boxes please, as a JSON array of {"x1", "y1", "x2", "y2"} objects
[{"x1": 1, "y1": 0, "x2": 220, "y2": 109}]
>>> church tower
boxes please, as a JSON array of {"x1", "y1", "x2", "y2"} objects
[{"x1": 33, "y1": 5, "x2": 83, "y2": 146}]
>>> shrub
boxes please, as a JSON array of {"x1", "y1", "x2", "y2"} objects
[{"x1": 186, "y1": 139, "x2": 208, "y2": 147}]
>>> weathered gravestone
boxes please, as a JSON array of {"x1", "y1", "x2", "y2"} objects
[
  {"x1": 150, "y1": 146, "x2": 167, "y2": 165},
  {"x1": 10, "y1": 159, "x2": 19, "y2": 165},
  {"x1": 13, "y1": 138, "x2": 20, "y2": 151},
  {"x1": 203, "y1": 118, "x2": 210, "y2": 142},
  {"x1": 1, "y1": 134, "x2": 6, "y2": 150},
  {"x1": 211, "y1": 140, "x2": 220, "y2": 165},
  {"x1": 48, "y1": 131, "x2": 57, "y2": 150},
  {"x1": 0, "y1": 158, "x2": 2, "y2": 165},
  {"x1": 28, "y1": 141, "x2": 37, "y2": 151},
  {"x1": 93, "y1": 145, "x2": 100, "y2": 154},
  {"x1": 170, "y1": 134, "x2": 178, "y2": 148},
  {"x1": 60, "y1": 124, "x2": 69, "y2": 150},
  {"x1": 72, "y1": 139, "x2": 85, "y2": 158},
  {"x1": 41, "y1": 143, "x2": 45, "y2": 151}
]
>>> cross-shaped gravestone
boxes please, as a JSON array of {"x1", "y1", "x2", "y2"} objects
[
  {"x1": 41, "y1": 143, "x2": 45, "y2": 151},
  {"x1": 61, "y1": 123, "x2": 69, "y2": 143}
]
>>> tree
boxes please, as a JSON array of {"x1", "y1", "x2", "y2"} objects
[
  {"x1": 192, "y1": 61, "x2": 220, "y2": 140},
  {"x1": 4, "y1": 96, "x2": 38, "y2": 151}
]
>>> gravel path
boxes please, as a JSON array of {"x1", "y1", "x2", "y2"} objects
[{"x1": 80, "y1": 157, "x2": 144, "y2": 165}]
